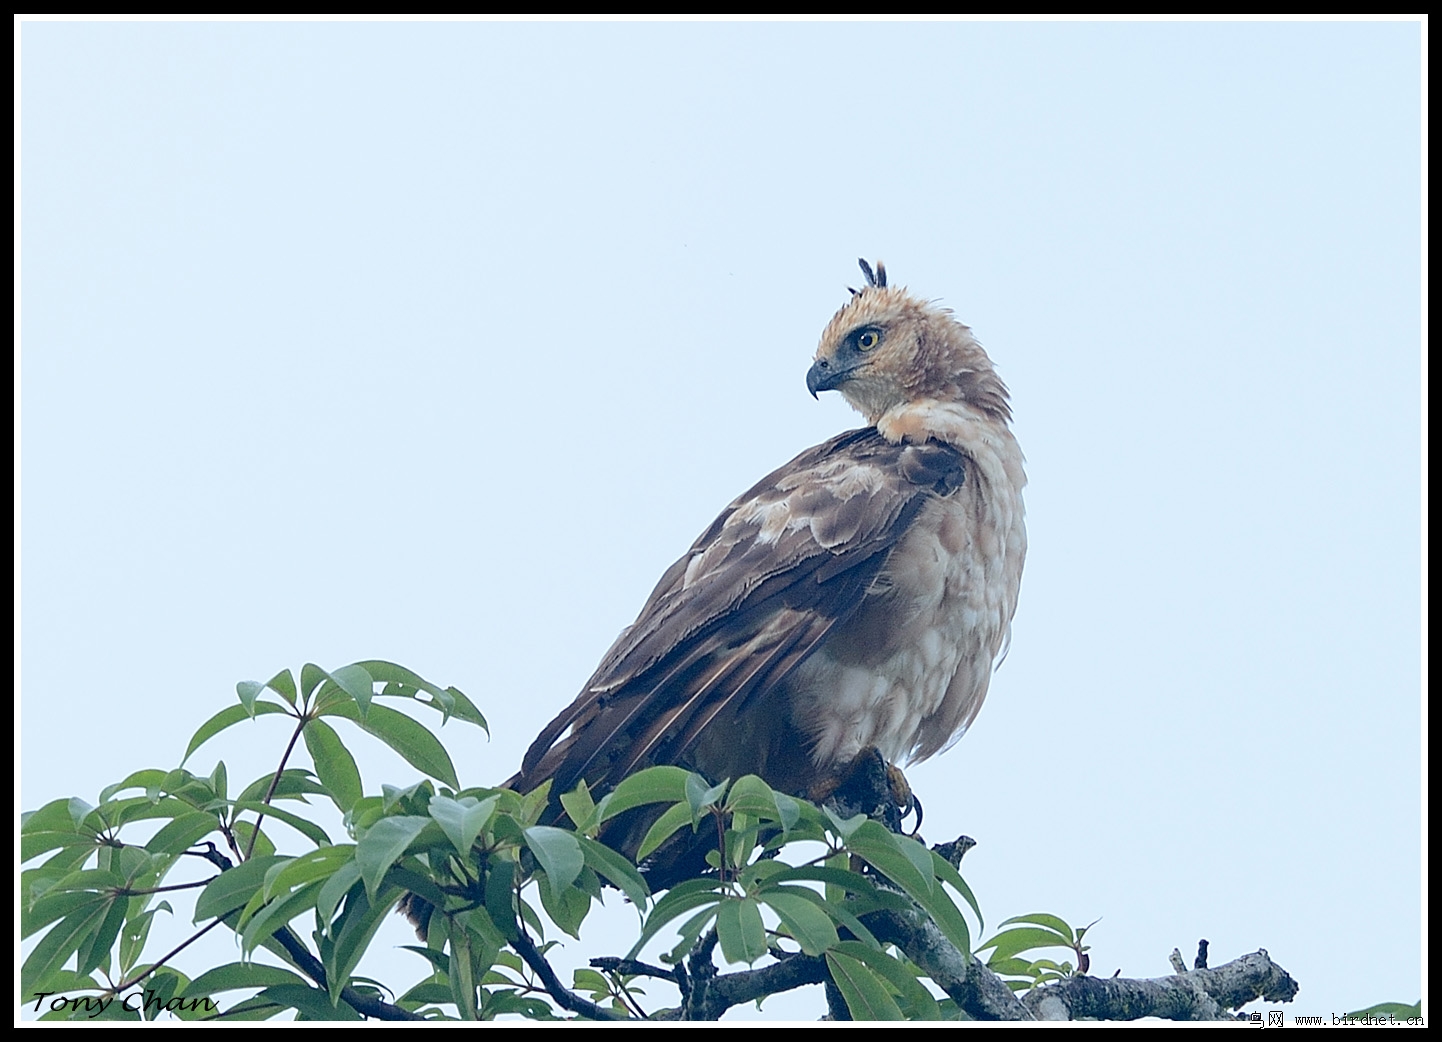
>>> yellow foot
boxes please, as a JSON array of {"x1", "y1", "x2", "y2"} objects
[
  {"x1": 886, "y1": 763, "x2": 923, "y2": 834},
  {"x1": 810, "y1": 749, "x2": 919, "y2": 833}
]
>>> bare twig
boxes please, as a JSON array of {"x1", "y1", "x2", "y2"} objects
[
  {"x1": 243, "y1": 712, "x2": 308, "y2": 861},
  {"x1": 590, "y1": 956, "x2": 680, "y2": 984},
  {"x1": 510, "y1": 929, "x2": 626, "y2": 1020},
  {"x1": 117, "y1": 879, "x2": 216, "y2": 896},
  {"x1": 112, "y1": 917, "x2": 227, "y2": 994},
  {"x1": 266, "y1": 926, "x2": 426, "y2": 1021}
]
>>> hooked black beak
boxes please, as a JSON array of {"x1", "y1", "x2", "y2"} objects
[{"x1": 806, "y1": 357, "x2": 846, "y2": 398}]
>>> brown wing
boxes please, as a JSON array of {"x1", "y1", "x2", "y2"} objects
[{"x1": 511, "y1": 427, "x2": 967, "y2": 803}]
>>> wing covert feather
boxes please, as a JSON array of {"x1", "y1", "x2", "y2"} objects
[{"x1": 514, "y1": 428, "x2": 966, "y2": 800}]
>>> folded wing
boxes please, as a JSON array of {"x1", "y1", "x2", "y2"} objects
[{"x1": 511, "y1": 427, "x2": 967, "y2": 803}]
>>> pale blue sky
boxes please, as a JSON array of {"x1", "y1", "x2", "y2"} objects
[{"x1": 19, "y1": 19, "x2": 1422, "y2": 1021}]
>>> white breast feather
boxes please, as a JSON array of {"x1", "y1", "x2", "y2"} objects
[{"x1": 791, "y1": 407, "x2": 1026, "y2": 769}]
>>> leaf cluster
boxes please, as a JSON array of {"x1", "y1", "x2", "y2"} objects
[
  {"x1": 975, "y1": 913, "x2": 1099, "y2": 992},
  {"x1": 21, "y1": 657, "x2": 1092, "y2": 1022}
]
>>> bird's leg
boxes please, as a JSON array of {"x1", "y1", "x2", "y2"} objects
[{"x1": 812, "y1": 748, "x2": 916, "y2": 836}]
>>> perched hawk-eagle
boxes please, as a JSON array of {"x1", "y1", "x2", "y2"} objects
[{"x1": 511, "y1": 259, "x2": 1027, "y2": 868}]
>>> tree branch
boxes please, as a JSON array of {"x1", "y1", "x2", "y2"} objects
[
  {"x1": 589, "y1": 957, "x2": 680, "y2": 984},
  {"x1": 510, "y1": 928, "x2": 626, "y2": 1020},
  {"x1": 243, "y1": 712, "x2": 308, "y2": 861},
  {"x1": 1022, "y1": 949, "x2": 1299, "y2": 1022},
  {"x1": 267, "y1": 926, "x2": 426, "y2": 1021},
  {"x1": 861, "y1": 906, "x2": 1031, "y2": 1020}
]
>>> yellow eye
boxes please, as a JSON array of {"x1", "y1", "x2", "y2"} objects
[{"x1": 857, "y1": 330, "x2": 880, "y2": 350}]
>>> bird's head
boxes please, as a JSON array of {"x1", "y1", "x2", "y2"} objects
[{"x1": 807, "y1": 259, "x2": 1011, "y2": 429}]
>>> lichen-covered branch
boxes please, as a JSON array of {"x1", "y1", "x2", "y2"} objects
[
  {"x1": 1023, "y1": 949, "x2": 1299, "y2": 1022},
  {"x1": 860, "y1": 906, "x2": 1031, "y2": 1020}
]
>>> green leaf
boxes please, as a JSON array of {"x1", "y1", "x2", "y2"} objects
[
  {"x1": 847, "y1": 825, "x2": 971, "y2": 956},
  {"x1": 825, "y1": 950, "x2": 905, "y2": 1021},
  {"x1": 119, "y1": 901, "x2": 172, "y2": 974},
  {"x1": 831, "y1": 940, "x2": 942, "y2": 1019},
  {"x1": 314, "y1": 861, "x2": 365, "y2": 931},
  {"x1": 23, "y1": 846, "x2": 94, "y2": 901},
  {"x1": 398, "y1": 942, "x2": 451, "y2": 976},
  {"x1": 659, "y1": 906, "x2": 719, "y2": 966},
  {"x1": 76, "y1": 892, "x2": 128, "y2": 977},
  {"x1": 716, "y1": 896, "x2": 768, "y2": 965},
  {"x1": 230, "y1": 820, "x2": 275, "y2": 859},
  {"x1": 178, "y1": 961, "x2": 308, "y2": 1000},
  {"x1": 326, "y1": 663, "x2": 377, "y2": 718},
  {"x1": 519, "y1": 780, "x2": 553, "y2": 825},
  {"x1": 448, "y1": 917, "x2": 479, "y2": 1019},
  {"x1": 239, "y1": 880, "x2": 325, "y2": 955},
  {"x1": 327, "y1": 885, "x2": 399, "y2": 1006},
  {"x1": 457, "y1": 905, "x2": 509, "y2": 954},
  {"x1": 354, "y1": 660, "x2": 488, "y2": 731},
  {"x1": 759, "y1": 889, "x2": 839, "y2": 956},
  {"x1": 753, "y1": 873, "x2": 881, "y2": 949},
  {"x1": 300, "y1": 663, "x2": 328, "y2": 701},
  {"x1": 209, "y1": 761, "x2": 229, "y2": 803},
  {"x1": 978, "y1": 926, "x2": 1073, "y2": 962},
  {"x1": 726, "y1": 774, "x2": 798, "y2": 831},
  {"x1": 762, "y1": 864, "x2": 876, "y2": 894},
  {"x1": 636, "y1": 801, "x2": 695, "y2": 861},
  {"x1": 236, "y1": 768, "x2": 326, "y2": 804},
  {"x1": 68, "y1": 796, "x2": 98, "y2": 826},
  {"x1": 987, "y1": 956, "x2": 1043, "y2": 978},
  {"x1": 628, "y1": 880, "x2": 723, "y2": 959},
  {"x1": 21, "y1": 899, "x2": 112, "y2": 996},
  {"x1": 321, "y1": 700, "x2": 459, "y2": 788},
  {"x1": 24, "y1": 968, "x2": 104, "y2": 1002},
  {"x1": 771, "y1": 791, "x2": 802, "y2": 833},
  {"x1": 183, "y1": 702, "x2": 289, "y2": 764},
  {"x1": 230, "y1": 801, "x2": 333, "y2": 847},
  {"x1": 428, "y1": 794, "x2": 498, "y2": 857},
  {"x1": 193, "y1": 856, "x2": 288, "y2": 921},
  {"x1": 21, "y1": 829, "x2": 93, "y2": 864},
  {"x1": 523, "y1": 826, "x2": 585, "y2": 901},
  {"x1": 263, "y1": 845, "x2": 355, "y2": 900},
  {"x1": 144, "y1": 812, "x2": 222, "y2": 856},
  {"x1": 23, "y1": 797, "x2": 81, "y2": 834},
  {"x1": 846, "y1": 822, "x2": 932, "y2": 896},
  {"x1": 236, "y1": 681, "x2": 265, "y2": 715},
  {"x1": 930, "y1": 850, "x2": 983, "y2": 935},
  {"x1": 42, "y1": 866, "x2": 126, "y2": 894},
  {"x1": 685, "y1": 773, "x2": 728, "y2": 816},
  {"x1": 576, "y1": 835, "x2": 650, "y2": 910},
  {"x1": 355, "y1": 816, "x2": 431, "y2": 898},
  {"x1": 559, "y1": 782, "x2": 597, "y2": 833},
  {"x1": 23, "y1": 876, "x2": 118, "y2": 939},
  {"x1": 536, "y1": 868, "x2": 593, "y2": 939},
  {"x1": 485, "y1": 860, "x2": 520, "y2": 941},
  {"x1": 99, "y1": 769, "x2": 168, "y2": 804},
  {"x1": 597, "y1": 766, "x2": 692, "y2": 822},
  {"x1": 1344, "y1": 1001, "x2": 1422, "y2": 1020},
  {"x1": 265, "y1": 669, "x2": 298, "y2": 707},
  {"x1": 303, "y1": 718, "x2": 363, "y2": 813},
  {"x1": 823, "y1": 804, "x2": 869, "y2": 841},
  {"x1": 254, "y1": 984, "x2": 362, "y2": 1021},
  {"x1": 997, "y1": 912, "x2": 1073, "y2": 943}
]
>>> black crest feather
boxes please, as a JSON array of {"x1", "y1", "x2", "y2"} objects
[{"x1": 858, "y1": 258, "x2": 887, "y2": 288}]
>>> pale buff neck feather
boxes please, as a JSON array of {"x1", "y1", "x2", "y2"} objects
[{"x1": 878, "y1": 398, "x2": 1028, "y2": 512}]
